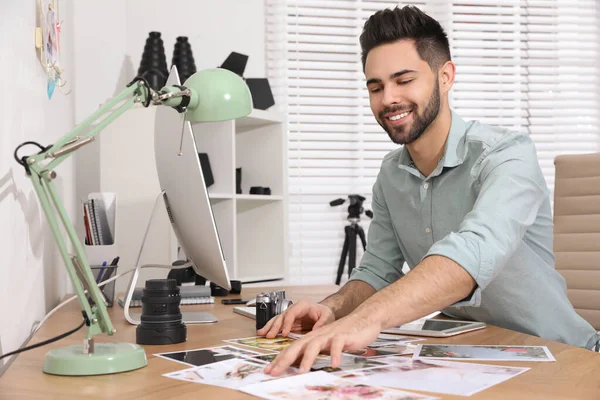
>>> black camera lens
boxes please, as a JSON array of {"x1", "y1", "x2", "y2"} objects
[{"x1": 136, "y1": 279, "x2": 187, "y2": 345}]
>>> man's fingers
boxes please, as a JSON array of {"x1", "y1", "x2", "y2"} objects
[
  {"x1": 281, "y1": 308, "x2": 303, "y2": 336},
  {"x1": 267, "y1": 340, "x2": 305, "y2": 376},
  {"x1": 264, "y1": 315, "x2": 285, "y2": 338},
  {"x1": 312, "y1": 309, "x2": 333, "y2": 330},
  {"x1": 257, "y1": 315, "x2": 276, "y2": 336},
  {"x1": 298, "y1": 340, "x2": 323, "y2": 373},
  {"x1": 329, "y1": 336, "x2": 345, "y2": 368},
  {"x1": 312, "y1": 315, "x2": 328, "y2": 330}
]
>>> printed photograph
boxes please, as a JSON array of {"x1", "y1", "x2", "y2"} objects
[
  {"x1": 154, "y1": 345, "x2": 263, "y2": 367},
  {"x1": 154, "y1": 348, "x2": 236, "y2": 367},
  {"x1": 310, "y1": 354, "x2": 388, "y2": 373},
  {"x1": 332, "y1": 358, "x2": 530, "y2": 396},
  {"x1": 247, "y1": 353, "x2": 279, "y2": 364},
  {"x1": 225, "y1": 335, "x2": 297, "y2": 352},
  {"x1": 369, "y1": 334, "x2": 425, "y2": 348},
  {"x1": 214, "y1": 345, "x2": 264, "y2": 357},
  {"x1": 163, "y1": 358, "x2": 296, "y2": 390},
  {"x1": 414, "y1": 344, "x2": 556, "y2": 362},
  {"x1": 241, "y1": 370, "x2": 439, "y2": 400},
  {"x1": 344, "y1": 344, "x2": 416, "y2": 358}
]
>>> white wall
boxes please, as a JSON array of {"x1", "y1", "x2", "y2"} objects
[
  {"x1": 0, "y1": 1, "x2": 266, "y2": 372},
  {"x1": 0, "y1": 1, "x2": 75, "y2": 373}
]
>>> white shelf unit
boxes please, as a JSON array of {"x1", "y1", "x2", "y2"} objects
[
  {"x1": 193, "y1": 109, "x2": 288, "y2": 283},
  {"x1": 92, "y1": 107, "x2": 288, "y2": 295}
]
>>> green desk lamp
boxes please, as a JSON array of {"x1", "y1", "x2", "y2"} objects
[{"x1": 14, "y1": 67, "x2": 252, "y2": 376}]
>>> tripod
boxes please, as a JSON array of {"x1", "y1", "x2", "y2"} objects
[{"x1": 335, "y1": 217, "x2": 367, "y2": 285}]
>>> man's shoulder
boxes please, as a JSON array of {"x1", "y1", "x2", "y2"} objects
[
  {"x1": 381, "y1": 147, "x2": 404, "y2": 167},
  {"x1": 463, "y1": 118, "x2": 534, "y2": 158}
]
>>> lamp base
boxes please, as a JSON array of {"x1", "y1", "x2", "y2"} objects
[{"x1": 43, "y1": 342, "x2": 147, "y2": 376}]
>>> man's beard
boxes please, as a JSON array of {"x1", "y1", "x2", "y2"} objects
[{"x1": 377, "y1": 80, "x2": 441, "y2": 145}]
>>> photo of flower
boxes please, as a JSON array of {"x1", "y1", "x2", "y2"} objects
[
  {"x1": 163, "y1": 358, "x2": 297, "y2": 390},
  {"x1": 240, "y1": 371, "x2": 438, "y2": 400}
]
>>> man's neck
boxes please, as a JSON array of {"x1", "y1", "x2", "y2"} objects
[{"x1": 406, "y1": 107, "x2": 452, "y2": 177}]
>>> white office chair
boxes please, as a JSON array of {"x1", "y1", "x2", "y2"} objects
[{"x1": 553, "y1": 153, "x2": 600, "y2": 352}]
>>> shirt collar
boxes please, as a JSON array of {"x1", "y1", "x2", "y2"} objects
[{"x1": 398, "y1": 109, "x2": 468, "y2": 172}]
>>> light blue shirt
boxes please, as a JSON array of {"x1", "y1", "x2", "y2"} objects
[{"x1": 349, "y1": 110, "x2": 599, "y2": 350}]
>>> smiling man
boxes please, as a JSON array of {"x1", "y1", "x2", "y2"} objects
[{"x1": 260, "y1": 6, "x2": 600, "y2": 376}]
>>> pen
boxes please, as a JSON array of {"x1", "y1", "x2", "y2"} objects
[{"x1": 96, "y1": 261, "x2": 108, "y2": 284}]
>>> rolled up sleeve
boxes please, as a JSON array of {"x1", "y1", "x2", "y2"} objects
[
  {"x1": 423, "y1": 133, "x2": 548, "y2": 307},
  {"x1": 349, "y1": 176, "x2": 405, "y2": 291}
]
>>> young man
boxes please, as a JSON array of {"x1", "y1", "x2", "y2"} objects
[{"x1": 260, "y1": 6, "x2": 600, "y2": 376}]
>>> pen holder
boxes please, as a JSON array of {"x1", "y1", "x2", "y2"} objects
[{"x1": 90, "y1": 265, "x2": 118, "y2": 307}]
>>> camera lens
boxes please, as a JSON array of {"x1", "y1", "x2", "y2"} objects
[
  {"x1": 275, "y1": 298, "x2": 293, "y2": 315},
  {"x1": 136, "y1": 279, "x2": 187, "y2": 345}
]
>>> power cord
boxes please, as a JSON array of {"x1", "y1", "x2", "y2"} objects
[
  {"x1": 31, "y1": 264, "x2": 177, "y2": 335},
  {"x1": 1, "y1": 263, "x2": 179, "y2": 361},
  {"x1": 0, "y1": 312, "x2": 88, "y2": 361}
]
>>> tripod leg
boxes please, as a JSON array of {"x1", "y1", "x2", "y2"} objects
[
  {"x1": 335, "y1": 226, "x2": 351, "y2": 285},
  {"x1": 348, "y1": 225, "x2": 357, "y2": 278},
  {"x1": 358, "y1": 226, "x2": 367, "y2": 251}
]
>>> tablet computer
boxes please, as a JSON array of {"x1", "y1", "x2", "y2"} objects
[{"x1": 382, "y1": 319, "x2": 486, "y2": 337}]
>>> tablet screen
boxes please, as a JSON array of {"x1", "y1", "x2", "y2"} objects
[{"x1": 398, "y1": 319, "x2": 473, "y2": 331}]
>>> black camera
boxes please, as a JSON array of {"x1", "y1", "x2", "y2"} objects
[
  {"x1": 330, "y1": 194, "x2": 373, "y2": 219},
  {"x1": 255, "y1": 290, "x2": 293, "y2": 331}
]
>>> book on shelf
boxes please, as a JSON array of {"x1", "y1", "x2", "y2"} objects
[{"x1": 82, "y1": 193, "x2": 115, "y2": 246}]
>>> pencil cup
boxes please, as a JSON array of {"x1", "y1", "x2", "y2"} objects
[{"x1": 90, "y1": 265, "x2": 118, "y2": 307}]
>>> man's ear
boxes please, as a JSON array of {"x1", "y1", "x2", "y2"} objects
[{"x1": 439, "y1": 60, "x2": 456, "y2": 95}]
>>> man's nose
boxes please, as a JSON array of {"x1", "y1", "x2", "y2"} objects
[{"x1": 382, "y1": 85, "x2": 401, "y2": 108}]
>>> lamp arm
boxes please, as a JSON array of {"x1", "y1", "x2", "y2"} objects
[{"x1": 18, "y1": 80, "x2": 151, "y2": 340}]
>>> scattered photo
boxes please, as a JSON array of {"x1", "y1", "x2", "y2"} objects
[
  {"x1": 332, "y1": 358, "x2": 530, "y2": 396},
  {"x1": 163, "y1": 358, "x2": 296, "y2": 390},
  {"x1": 344, "y1": 344, "x2": 417, "y2": 358},
  {"x1": 369, "y1": 334, "x2": 425, "y2": 348},
  {"x1": 214, "y1": 345, "x2": 265, "y2": 357},
  {"x1": 414, "y1": 344, "x2": 556, "y2": 362},
  {"x1": 247, "y1": 353, "x2": 279, "y2": 364},
  {"x1": 310, "y1": 354, "x2": 388, "y2": 373},
  {"x1": 154, "y1": 345, "x2": 264, "y2": 367},
  {"x1": 241, "y1": 370, "x2": 439, "y2": 400},
  {"x1": 155, "y1": 348, "x2": 236, "y2": 367},
  {"x1": 224, "y1": 335, "x2": 297, "y2": 352}
]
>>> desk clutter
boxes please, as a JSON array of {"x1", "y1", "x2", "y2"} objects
[
  {"x1": 118, "y1": 285, "x2": 215, "y2": 308},
  {"x1": 155, "y1": 333, "x2": 555, "y2": 398}
]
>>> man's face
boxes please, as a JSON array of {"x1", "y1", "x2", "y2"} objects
[{"x1": 365, "y1": 40, "x2": 441, "y2": 145}]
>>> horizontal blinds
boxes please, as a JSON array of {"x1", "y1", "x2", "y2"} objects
[
  {"x1": 448, "y1": 0, "x2": 600, "y2": 190},
  {"x1": 267, "y1": 0, "x2": 600, "y2": 285}
]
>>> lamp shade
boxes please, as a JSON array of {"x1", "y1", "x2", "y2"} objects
[{"x1": 183, "y1": 68, "x2": 252, "y2": 122}]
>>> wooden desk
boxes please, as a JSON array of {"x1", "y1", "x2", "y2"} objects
[{"x1": 1, "y1": 285, "x2": 599, "y2": 399}]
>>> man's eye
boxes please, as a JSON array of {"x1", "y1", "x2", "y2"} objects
[
  {"x1": 398, "y1": 80, "x2": 413, "y2": 85},
  {"x1": 370, "y1": 87, "x2": 382, "y2": 93}
]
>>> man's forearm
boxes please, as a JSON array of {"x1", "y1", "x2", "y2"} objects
[
  {"x1": 353, "y1": 255, "x2": 476, "y2": 330},
  {"x1": 319, "y1": 280, "x2": 376, "y2": 320}
]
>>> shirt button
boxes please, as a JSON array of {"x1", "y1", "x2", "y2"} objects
[
  {"x1": 425, "y1": 227, "x2": 431, "y2": 233},
  {"x1": 423, "y1": 183, "x2": 429, "y2": 189}
]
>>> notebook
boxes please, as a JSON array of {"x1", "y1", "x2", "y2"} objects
[{"x1": 233, "y1": 306, "x2": 256, "y2": 319}]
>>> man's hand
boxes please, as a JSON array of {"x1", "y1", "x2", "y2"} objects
[
  {"x1": 257, "y1": 300, "x2": 335, "y2": 338},
  {"x1": 263, "y1": 313, "x2": 381, "y2": 376}
]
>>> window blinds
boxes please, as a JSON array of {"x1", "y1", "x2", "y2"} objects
[{"x1": 266, "y1": 0, "x2": 600, "y2": 285}]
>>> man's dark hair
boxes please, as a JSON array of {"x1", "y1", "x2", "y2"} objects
[{"x1": 360, "y1": 6, "x2": 451, "y2": 72}]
